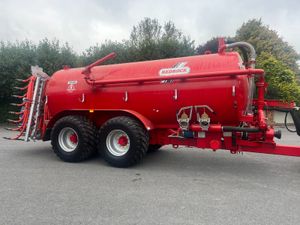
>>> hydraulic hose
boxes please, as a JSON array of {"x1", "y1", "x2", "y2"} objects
[
  {"x1": 225, "y1": 42, "x2": 257, "y2": 67},
  {"x1": 220, "y1": 41, "x2": 257, "y2": 114},
  {"x1": 222, "y1": 126, "x2": 260, "y2": 133},
  {"x1": 285, "y1": 111, "x2": 297, "y2": 133}
]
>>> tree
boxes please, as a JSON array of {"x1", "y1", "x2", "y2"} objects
[
  {"x1": 235, "y1": 19, "x2": 300, "y2": 103},
  {"x1": 236, "y1": 19, "x2": 300, "y2": 74},
  {"x1": 196, "y1": 37, "x2": 236, "y2": 54},
  {"x1": 36, "y1": 39, "x2": 78, "y2": 75},
  {"x1": 0, "y1": 39, "x2": 78, "y2": 101},
  {"x1": 128, "y1": 18, "x2": 195, "y2": 61},
  {"x1": 82, "y1": 18, "x2": 196, "y2": 65},
  {"x1": 256, "y1": 52, "x2": 300, "y2": 104},
  {"x1": 0, "y1": 39, "x2": 78, "y2": 122},
  {"x1": 198, "y1": 20, "x2": 300, "y2": 104},
  {"x1": 0, "y1": 41, "x2": 37, "y2": 100},
  {"x1": 81, "y1": 40, "x2": 131, "y2": 66}
]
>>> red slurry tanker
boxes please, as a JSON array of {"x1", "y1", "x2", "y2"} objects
[{"x1": 5, "y1": 39, "x2": 300, "y2": 167}]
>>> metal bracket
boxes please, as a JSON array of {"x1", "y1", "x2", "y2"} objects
[
  {"x1": 176, "y1": 106, "x2": 193, "y2": 130},
  {"x1": 173, "y1": 89, "x2": 178, "y2": 100},
  {"x1": 123, "y1": 91, "x2": 128, "y2": 102},
  {"x1": 194, "y1": 105, "x2": 214, "y2": 113},
  {"x1": 194, "y1": 105, "x2": 214, "y2": 131},
  {"x1": 79, "y1": 93, "x2": 85, "y2": 103},
  {"x1": 232, "y1": 85, "x2": 236, "y2": 97}
]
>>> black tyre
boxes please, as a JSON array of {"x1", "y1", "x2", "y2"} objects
[
  {"x1": 147, "y1": 144, "x2": 162, "y2": 153},
  {"x1": 98, "y1": 116, "x2": 149, "y2": 168},
  {"x1": 51, "y1": 115, "x2": 97, "y2": 162}
]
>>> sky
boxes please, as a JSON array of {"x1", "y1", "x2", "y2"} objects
[{"x1": 1, "y1": 0, "x2": 300, "y2": 54}]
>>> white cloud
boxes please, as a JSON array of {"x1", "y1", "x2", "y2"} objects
[{"x1": 0, "y1": 0, "x2": 299, "y2": 53}]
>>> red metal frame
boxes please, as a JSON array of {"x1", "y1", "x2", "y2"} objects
[
  {"x1": 85, "y1": 68, "x2": 264, "y2": 86},
  {"x1": 43, "y1": 49, "x2": 300, "y2": 157},
  {"x1": 6, "y1": 39, "x2": 300, "y2": 159},
  {"x1": 6, "y1": 76, "x2": 36, "y2": 140},
  {"x1": 239, "y1": 144, "x2": 300, "y2": 157},
  {"x1": 253, "y1": 99, "x2": 296, "y2": 110}
]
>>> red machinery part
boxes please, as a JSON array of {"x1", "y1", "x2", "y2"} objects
[
  {"x1": 42, "y1": 45, "x2": 300, "y2": 158},
  {"x1": 5, "y1": 76, "x2": 37, "y2": 140},
  {"x1": 5, "y1": 38, "x2": 300, "y2": 167},
  {"x1": 45, "y1": 53, "x2": 257, "y2": 128}
]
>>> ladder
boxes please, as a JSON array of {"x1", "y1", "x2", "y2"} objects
[{"x1": 5, "y1": 66, "x2": 49, "y2": 141}]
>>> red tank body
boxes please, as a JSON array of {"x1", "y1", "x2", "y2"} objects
[
  {"x1": 45, "y1": 52, "x2": 249, "y2": 129},
  {"x1": 5, "y1": 39, "x2": 300, "y2": 168}
]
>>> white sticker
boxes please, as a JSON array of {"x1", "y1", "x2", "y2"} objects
[
  {"x1": 67, "y1": 80, "x2": 77, "y2": 92},
  {"x1": 159, "y1": 62, "x2": 190, "y2": 76}
]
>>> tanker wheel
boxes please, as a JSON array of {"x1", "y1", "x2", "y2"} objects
[
  {"x1": 147, "y1": 144, "x2": 162, "y2": 153},
  {"x1": 98, "y1": 116, "x2": 149, "y2": 168},
  {"x1": 51, "y1": 115, "x2": 97, "y2": 162}
]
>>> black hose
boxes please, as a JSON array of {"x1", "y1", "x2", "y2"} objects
[
  {"x1": 284, "y1": 111, "x2": 297, "y2": 133},
  {"x1": 269, "y1": 107, "x2": 290, "y2": 113},
  {"x1": 225, "y1": 42, "x2": 257, "y2": 65},
  {"x1": 268, "y1": 107, "x2": 297, "y2": 133},
  {"x1": 240, "y1": 48, "x2": 249, "y2": 65},
  {"x1": 223, "y1": 126, "x2": 260, "y2": 132}
]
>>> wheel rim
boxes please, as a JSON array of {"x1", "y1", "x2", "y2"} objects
[
  {"x1": 58, "y1": 127, "x2": 79, "y2": 152},
  {"x1": 106, "y1": 129, "x2": 130, "y2": 156}
]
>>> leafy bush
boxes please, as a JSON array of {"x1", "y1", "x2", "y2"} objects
[{"x1": 257, "y1": 52, "x2": 300, "y2": 104}]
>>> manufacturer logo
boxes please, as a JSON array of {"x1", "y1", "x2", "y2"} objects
[
  {"x1": 159, "y1": 62, "x2": 190, "y2": 76},
  {"x1": 67, "y1": 80, "x2": 77, "y2": 92}
]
